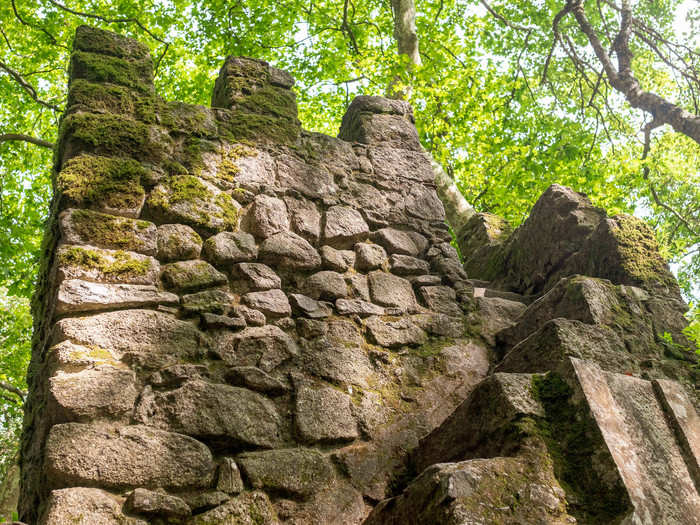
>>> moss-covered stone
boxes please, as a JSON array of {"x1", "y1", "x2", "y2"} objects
[
  {"x1": 57, "y1": 245, "x2": 156, "y2": 283},
  {"x1": 66, "y1": 79, "x2": 156, "y2": 122},
  {"x1": 161, "y1": 260, "x2": 228, "y2": 293},
  {"x1": 59, "y1": 208, "x2": 157, "y2": 255},
  {"x1": 158, "y1": 101, "x2": 217, "y2": 137},
  {"x1": 58, "y1": 112, "x2": 156, "y2": 163},
  {"x1": 218, "y1": 111, "x2": 300, "y2": 146},
  {"x1": 69, "y1": 50, "x2": 153, "y2": 92},
  {"x1": 56, "y1": 154, "x2": 146, "y2": 216},
  {"x1": 73, "y1": 25, "x2": 150, "y2": 60},
  {"x1": 146, "y1": 175, "x2": 241, "y2": 235}
]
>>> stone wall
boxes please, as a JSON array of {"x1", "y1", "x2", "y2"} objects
[{"x1": 18, "y1": 25, "x2": 699, "y2": 525}]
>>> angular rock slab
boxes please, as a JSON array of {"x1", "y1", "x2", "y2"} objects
[
  {"x1": 45, "y1": 423, "x2": 215, "y2": 490},
  {"x1": 259, "y1": 231, "x2": 321, "y2": 270},
  {"x1": 55, "y1": 279, "x2": 178, "y2": 315},
  {"x1": 570, "y1": 358, "x2": 700, "y2": 524},
  {"x1": 136, "y1": 380, "x2": 284, "y2": 448}
]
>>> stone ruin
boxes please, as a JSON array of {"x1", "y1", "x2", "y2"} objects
[{"x1": 15, "y1": 25, "x2": 699, "y2": 524}]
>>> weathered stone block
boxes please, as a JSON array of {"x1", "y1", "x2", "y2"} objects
[
  {"x1": 355, "y1": 243, "x2": 387, "y2": 271},
  {"x1": 389, "y1": 254, "x2": 429, "y2": 275},
  {"x1": 242, "y1": 288, "x2": 291, "y2": 318},
  {"x1": 368, "y1": 270, "x2": 417, "y2": 311},
  {"x1": 323, "y1": 205, "x2": 369, "y2": 249},
  {"x1": 41, "y1": 487, "x2": 147, "y2": 525},
  {"x1": 231, "y1": 262, "x2": 281, "y2": 292},
  {"x1": 52, "y1": 309, "x2": 209, "y2": 370},
  {"x1": 48, "y1": 366, "x2": 138, "y2": 423},
  {"x1": 213, "y1": 325, "x2": 298, "y2": 372},
  {"x1": 295, "y1": 381, "x2": 358, "y2": 443},
  {"x1": 55, "y1": 245, "x2": 159, "y2": 285},
  {"x1": 146, "y1": 175, "x2": 241, "y2": 235},
  {"x1": 365, "y1": 316, "x2": 427, "y2": 348},
  {"x1": 55, "y1": 279, "x2": 178, "y2": 314},
  {"x1": 45, "y1": 423, "x2": 215, "y2": 490},
  {"x1": 259, "y1": 231, "x2": 321, "y2": 270},
  {"x1": 59, "y1": 208, "x2": 157, "y2": 255},
  {"x1": 237, "y1": 448, "x2": 334, "y2": 497},
  {"x1": 125, "y1": 488, "x2": 191, "y2": 520},
  {"x1": 248, "y1": 194, "x2": 289, "y2": 238},
  {"x1": 136, "y1": 380, "x2": 283, "y2": 448},
  {"x1": 320, "y1": 245, "x2": 355, "y2": 272},
  {"x1": 202, "y1": 231, "x2": 258, "y2": 267},
  {"x1": 190, "y1": 491, "x2": 279, "y2": 525},
  {"x1": 181, "y1": 289, "x2": 234, "y2": 315},
  {"x1": 161, "y1": 260, "x2": 228, "y2": 293},
  {"x1": 156, "y1": 223, "x2": 202, "y2": 261},
  {"x1": 303, "y1": 270, "x2": 348, "y2": 300}
]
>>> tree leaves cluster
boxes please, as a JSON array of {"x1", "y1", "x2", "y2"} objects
[{"x1": 0, "y1": 0, "x2": 698, "y2": 502}]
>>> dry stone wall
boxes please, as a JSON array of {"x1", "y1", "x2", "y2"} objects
[{"x1": 18, "y1": 25, "x2": 700, "y2": 525}]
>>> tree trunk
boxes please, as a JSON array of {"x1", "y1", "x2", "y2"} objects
[{"x1": 389, "y1": 0, "x2": 475, "y2": 236}]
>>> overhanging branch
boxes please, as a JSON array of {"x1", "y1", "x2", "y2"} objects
[{"x1": 0, "y1": 133, "x2": 54, "y2": 149}]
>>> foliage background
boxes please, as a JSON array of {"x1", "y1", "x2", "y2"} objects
[{"x1": 0, "y1": 0, "x2": 698, "y2": 515}]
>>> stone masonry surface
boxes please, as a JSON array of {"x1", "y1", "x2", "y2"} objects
[{"x1": 16, "y1": 25, "x2": 700, "y2": 525}]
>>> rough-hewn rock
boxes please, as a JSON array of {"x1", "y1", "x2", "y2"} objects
[
  {"x1": 52, "y1": 309, "x2": 209, "y2": 370},
  {"x1": 48, "y1": 367, "x2": 138, "y2": 423},
  {"x1": 202, "y1": 231, "x2": 258, "y2": 267},
  {"x1": 216, "y1": 458, "x2": 245, "y2": 495},
  {"x1": 303, "y1": 270, "x2": 348, "y2": 300},
  {"x1": 190, "y1": 491, "x2": 279, "y2": 525},
  {"x1": 320, "y1": 245, "x2": 355, "y2": 272},
  {"x1": 213, "y1": 325, "x2": 298, "y2": 372},
  {"x1": 136, "y1": 380, "x2": 283, "y2": 448},
  {"x1": 156, "y1": 223, "x2": 202, "y2": 262},
  {"x1": 259, "y1": 231, "x2": 322, "y2": 270},
  {"x1": 45, "y1": 423, "x2": 215, "y2": 490},
  {"x1": 248, "y1": 194, "x2": 289, "y2": 239},
  {"x1": 365, "y1": 316, "x2": 427, "y2": 348},
  {"x1": 231, "y1": 262, "x2": 281, "y2": 292},
  {"x1": 367, "y1": 271, "x2": 417, "y2": 311},
  {"x1": 125, "y1": 488, "x2": 191, "y2": 520},
  {"x1": 56, "y1": 279, "x2": 178, "y2": 314},
  {"x1": 41, "y1": 487, "x2": 147, "y2": 525},
  {"x1": 323, "y1": 205, "x2": 369, "y2": 249},
  {"x1": 237, "y1": 448, "x2": 334, "y2": 497},
  {"x1": 161, "y1": 259, "x2": 228, "y2": 293},
  {"x1": 295, "y1": 381, "x2": 359, "y2": 443},
  {"x1": 242, "y1": 288, "x2": 291, "y2": 318}
]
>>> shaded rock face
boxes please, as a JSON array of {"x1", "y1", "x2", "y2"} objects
[{"x1": 20, "y1": 25, "x2": 698, "y2": 525}]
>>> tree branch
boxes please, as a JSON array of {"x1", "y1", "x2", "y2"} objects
[
  {"x1": 479, "y1": 0, "x2": 533, "y2": 32},
  {"x1": 0, "y1": 61, "x2": 62, "y2": 112},
  {"x1": 0, "y1": 134, "x2": 54, "y2": 149},
  {"x1": 568, "y1": 0, "x2": 700, "y2": 145},
  {"x1": 0, "y1": 381, "x2": 26, "y2": 401}
]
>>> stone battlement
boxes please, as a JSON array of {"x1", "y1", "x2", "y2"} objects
[{"x1": 18, "y1": 25, "x2": 699, "y2": 525}]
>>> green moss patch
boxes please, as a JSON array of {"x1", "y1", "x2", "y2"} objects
[
  {"x1": 218, "y1": 111, "x2": 300, "y2": 146},
  {"x1": 73, "y1": 25, "x2": 150, "y2": 61},
  {"x1": 68, "y1": 209, "x2": 154, "y2": 251},
  {"x1": 58, "y1": 245, "x2": 151, "y2": 278},
  {"x1": 610, "y1": 214, "x2": 677, "y2": 291},
  {"x1": 70, "y1": 50, "x2": 153, "y2": 92},
  {"x1": 531, "y1": 373, "x2": 630, "y2": 523},
  {"x1": 158, "y1": 101, "x2": 217, "y2": 137},
  {"x1": 58, "y1": 112, "x2": 152, "y2": 160},
  {"x1": 66, "y1": 79, "x2": 156, "y2": 122},
  {"x1": 57, "y1": 153, "x2": 146, "y2": 211}
]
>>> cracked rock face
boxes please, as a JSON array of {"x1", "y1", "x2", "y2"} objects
[{"x1": 21, "y1": 25, "x2": 699, "y2": 525}]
